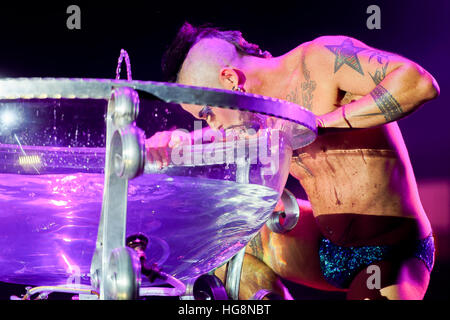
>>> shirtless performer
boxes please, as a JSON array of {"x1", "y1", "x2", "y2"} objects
[{"x1": 147, "y1": 22, "x2": 440, "y2": 300}]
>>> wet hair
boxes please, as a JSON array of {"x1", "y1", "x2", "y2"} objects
[{"x1": 161, "y1": 22, "x2": 272, "y2": 82}]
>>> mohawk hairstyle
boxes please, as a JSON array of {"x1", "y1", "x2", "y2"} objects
[{"x1": 161, "y1": 22, "x2": 272, "y2": 82}]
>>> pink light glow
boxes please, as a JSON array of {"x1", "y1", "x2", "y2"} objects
[
  {"x1": 60, "y1": 253, "x2": 74, "y2": 274},
  {"x1": 50, "y1": 199, "x2": 68, "y2": 207}
]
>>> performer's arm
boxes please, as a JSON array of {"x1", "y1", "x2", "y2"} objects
[{"x1": 309, "y1": 36, "x2": 440, "y2": 128}]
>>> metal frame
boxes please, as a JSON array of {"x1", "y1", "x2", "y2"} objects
[
  {"x1": 266, "y1": 188, "x2": 300, "y2": 234},
  {"x1": 0, "y1": 78, "x2": 317, "y2": 150},
  {"x1": 90, "y1": 87, "x2": 144, "y2": 300},
  {"x1": 0, "y1": 78, "x2": 315, "y2": 126}
]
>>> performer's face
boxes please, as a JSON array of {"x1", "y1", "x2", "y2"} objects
[
  {"x1": 178, "y1": 72, "x2": 245, "y2": 130},
  {"x1": 180, "y1": 103, "x2": 244, "y2": 130}
]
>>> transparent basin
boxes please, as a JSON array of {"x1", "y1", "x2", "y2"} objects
[{"x1": 0, "y1": 79, "x2": 316, "y2": 287}]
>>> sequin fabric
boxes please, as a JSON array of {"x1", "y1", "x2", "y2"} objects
[{"x1": 318, "y1": 234, "x2": 435, "y2": 289}]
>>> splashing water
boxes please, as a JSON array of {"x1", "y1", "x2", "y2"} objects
[{"x1": 115, "y1": 49, "x2": 132, "y2": 81}]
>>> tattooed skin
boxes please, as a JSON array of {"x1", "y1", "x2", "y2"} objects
[
  {"x1": 285, "y1": 56, "x2": 317, "y2": 111},
  {"x1": 370, "y1": 84, "x2": 403, "y2": 121},
  {"x1": 300, "y1": 56, "x2": 317, "y2": 110},
  {"x1": 324, "y1": 41, "x2": 401, "y2": 121},
  {"x1": 286, "y1": 86, "x2": 301, "y2": 105},
  {"x1": 248, "y1": 232, "x2": 264, "y2": 261},
  {"x1": 367, "y1": 50, "x2": 393, "y2": 85},
  {"x1": 325, "y1": 38, "x2": 366, "y2": 75}
]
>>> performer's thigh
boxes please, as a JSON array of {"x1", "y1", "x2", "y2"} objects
[
  {"x1": 247, "y1": 202, "x2": 342, "y2": 292},
  {"x1": 214, "y1": 253, "x2": 293, "y2": 300},
  {"x1": 347, "y1": 257, "x2": 430, "y2": 300}
]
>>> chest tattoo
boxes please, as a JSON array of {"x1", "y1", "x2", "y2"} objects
[
  {"x1": 285, "y1": 56, "x2": 317, "y2": 111},
  {"x1": 300, "y1": 56, "x2": 317, "y2": 110}
]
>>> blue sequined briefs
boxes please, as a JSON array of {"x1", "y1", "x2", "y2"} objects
[{"x1": 318, "y1": 234, "x2": 435, "y2": 289}]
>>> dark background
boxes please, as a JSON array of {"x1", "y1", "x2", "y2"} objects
[{"x1": 0, "y1": 0, "x2": 448, "y2": 300}]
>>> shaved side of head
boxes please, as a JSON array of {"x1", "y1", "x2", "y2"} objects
[
  {"x1": 177, "y1": 37, "x2": 242, "y2": 87},
  {"x1": 161, "y1": 22, "x2": 271, "y2": 84}
]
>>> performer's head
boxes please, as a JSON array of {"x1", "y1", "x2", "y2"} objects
[{"x1": 162, "y1": 22, "x2": 272, "y2": 130}]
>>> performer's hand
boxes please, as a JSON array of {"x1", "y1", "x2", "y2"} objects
[
  {"x1": 145, "y1": 130, "x2": 191, "y2": 169},
  {"x1": 316, "y1": 115, "x2": 326, "y2": 136},
  {"x1": 315, "y1": 112, "x2": 359, "y2": 136}
]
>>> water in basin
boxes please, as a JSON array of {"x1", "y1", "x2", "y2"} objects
[{"x1": 0, "y1": 171, "x2": 278, "y2": 286}]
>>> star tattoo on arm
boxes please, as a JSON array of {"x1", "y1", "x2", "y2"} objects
[{"x1": 325, "y1": 38, "x2": 367, "y2": 75}]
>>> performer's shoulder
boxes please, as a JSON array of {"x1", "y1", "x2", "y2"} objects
[
  {"x1": 297, "y1": 35, "x2": 367, "y2": 62},
  {"x1": 300, "y1": 35, "x2": 367, "y2": 54},
  {"x1": 308, "y1": 34, "x2": 361, "y2": 44}
]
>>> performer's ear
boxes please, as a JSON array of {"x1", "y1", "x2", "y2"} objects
[{"x1": 219, "y1": 67, "x2": 246, "y2": 90}]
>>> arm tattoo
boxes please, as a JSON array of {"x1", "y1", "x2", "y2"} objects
[
  {"x1": 300, "y1": 56, "x2": 316, "y2": 110},
  {"x1": 370, "y1": 85, "x2": 403, "y2": 121},
  {"x1": 248, "y1": 232, "x2": 264, "y2": 261},
  {"x1": 367, "y1": 50, "x2": 392, "y2": 85},
  {"x1": 325, "y1": 38, "x2": 366, "y2": 75}
]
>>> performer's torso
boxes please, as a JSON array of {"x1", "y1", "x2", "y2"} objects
[{"x1": 279, "y1": 43, "x2": 431, "y2": 241}]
